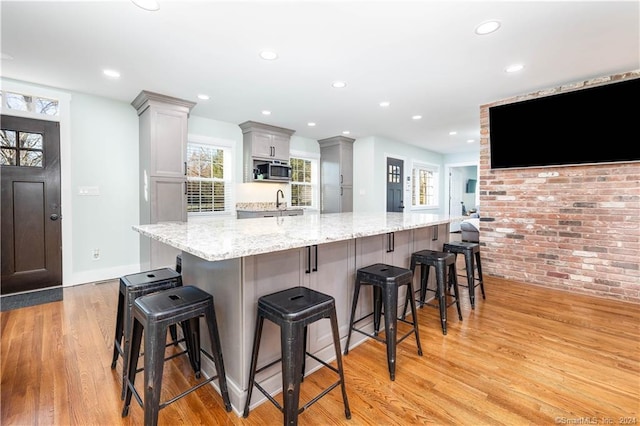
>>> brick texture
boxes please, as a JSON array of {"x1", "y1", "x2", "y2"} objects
[{"x1": 479, "y1": 70, "x2": 640, "y2": 303}]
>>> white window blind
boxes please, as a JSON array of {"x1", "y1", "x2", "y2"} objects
[
  {"x1": 290, "y1": 156, "x2": 318, "y2": 209},
  {"x1": 186, "y1": 141, "x2": 233, "y2": 215}
]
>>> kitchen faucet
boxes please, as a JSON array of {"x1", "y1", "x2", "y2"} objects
[{"x1": 276, "y1": 189, "x2": 285, "y2": 209}]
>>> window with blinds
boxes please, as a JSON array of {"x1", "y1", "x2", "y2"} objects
[
  {"x1": 186, "y1": 142, "x2": 232, "y2": 214},
  {"x1": 411, "y1": 163, "x2": 439, "y2": 208},
  {"x1": 290, "y1": 157, "x2": 315, "y2": 208}
]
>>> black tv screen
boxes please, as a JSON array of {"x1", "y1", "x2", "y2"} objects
[{"x1": 489, "y1": 78, "x2": 640, "y2": 169}]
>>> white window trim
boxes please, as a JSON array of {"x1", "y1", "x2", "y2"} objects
[
  {"x1": 410, "y1": 160, "x2": 440, "y2": 210},
  {"x1": 290, "y1": 149, "x2": 320, "y2": 211},
  {"x1": 187, "y1": 134, "x2": 236, "y2": 216}
]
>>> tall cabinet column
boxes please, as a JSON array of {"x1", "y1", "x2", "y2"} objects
[
  {"x1": 318, "y1": 136, "x2": 354, "y2": 213},
  {"x1": 132, "y1": 91, "x2": 196, "y2": 270}
]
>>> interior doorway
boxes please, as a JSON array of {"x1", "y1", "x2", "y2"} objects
[
  {"x1": 1, "y1": 115, "x2": 62, "y2": 295},
  {"x1": 445, "y1": 162, "x2": 478, "y2": 233}
]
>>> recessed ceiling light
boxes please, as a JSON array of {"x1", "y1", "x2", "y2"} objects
[
  {"x1": 307, "y1": 122, "x2": 316, "y2": 127},
  {"x1": 197, "y1": 94, "x2": 210, "y2": 100},
  {"x1": 131, "y1": 0, "x2": 159, "y2": 11},
  {"x1": 475, "y1": 20, "x2": 501, "y2": 35},
  {"x1": 342, "y1": 130, "x2": 351, "y2": 135},
  {"x1": 412, "y1": 115, "x2": 422, "y2": 120},
  {"x1": 103, "y1": 69, "x2": 121, "y2": 78},
  {"x1": 449, "y1": 131, "x2": 457, "y2": 135},
  {"x1": 505, "y1": 63, "x2": 524, "y2": 73},
  {"x1": 467, "y1": 139, "x2": 475, "y2": 143},
  {"x1": 261, "y1": 110, "x2": 271, "y2": 116},
  {"x1": 260, "y1": 50, "x2": 278, "y2": 60},
  {"x1": 332, "y1": 81, "x2": 347, "y2": 89},
  {"x1": 379, "y1": 101, "x2": 390, "y2": 107}
]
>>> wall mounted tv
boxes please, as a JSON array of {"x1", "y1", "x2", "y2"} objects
[{"x1": 489, "y1": 78, "x2": 640, "y2": 170}]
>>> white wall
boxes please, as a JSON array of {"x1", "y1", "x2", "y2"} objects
[
  {"x1": 354, "y1": 135, "x2": 445, "y2": 213},
  {"x1": 69, "y1": 92, "x2": 140, "y2": 284}
]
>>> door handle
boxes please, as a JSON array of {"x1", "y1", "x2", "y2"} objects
[
  {"x1": 305, "y1": 246, "x2": 311, "y2": 274},
  {"x1": 50, "y1": 214, "x2": 60, "y2": 221}
]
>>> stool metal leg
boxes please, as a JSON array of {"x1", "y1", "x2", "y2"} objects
[
  {"x1": 475, "y1": 251, "x2": 486, "y2": 300},
  {"x1": 373, "y1": 286, "x2": 382, "y2": 336},
  {"x1": 281, "y1": 321, "x2": 305, "y2": 426},
  {"x1": 243, "y1": 314, "x2": 264, "y2": 417},
  {"x1": 449, "y1": 264, "x2": 463, "y2": 320},
  {"x1": 142, "y1": 320, "x2": 168, "y2": 426},
  {"x1": 382, "y1": 283, "x2": 398, "y2": 381},
  {"x1": 463, "y1": 251, "x2": 476, "y2": 309},
  {"x1": 111, "y1": 291, "x2": 125, "y2": 369},
  {"x1": 344, "y1": 278, "x2": 362, "y2": 355},
  {"x1": 329, "y1": 309, "x2": 351, "y2": 419},
  {"x1": 435, "y1": 261, "x2": 448, "y2": 335},
  {"x1": 203, "y1": 303, "x2": 232, "y2": 412},
  {"x1": 405, "y1": 280, "x2": 423, "y2": 358},
  {"x1": 121, "y1": 317, "x2": 143, "y2": 417}
]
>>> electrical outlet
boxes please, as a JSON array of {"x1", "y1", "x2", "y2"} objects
[{"x1": 92, "y1": 248, "x2": 100, "y2": 260}]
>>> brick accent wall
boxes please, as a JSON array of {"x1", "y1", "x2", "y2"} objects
[{"x1": 479, "y1": 70, "x2": 640, "y2": 303}]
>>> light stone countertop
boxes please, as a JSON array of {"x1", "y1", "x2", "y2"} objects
[{"x1": 132, "y1": 211, "x2": 453, "y2": 262}]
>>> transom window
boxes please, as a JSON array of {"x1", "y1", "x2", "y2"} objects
[
  {"x1": 0, "y1": 91, "x2": 59, "y2": 116},
  {"x1": 0, "y1": 129, "x2": 44, "y2": 167},
  {"x1": 186, "y1": 139, "x2": 233, "y2": 214},
  {"x1": 411, "y1": 162, "x2": 439, "y2": 208}
]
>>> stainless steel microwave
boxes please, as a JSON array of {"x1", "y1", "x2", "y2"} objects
[{"x1": 256, "y1": 161, "x2": 291, "y2": 181}]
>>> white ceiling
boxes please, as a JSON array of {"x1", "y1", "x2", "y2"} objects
[{"x1": 1, "y1": 0, "x2": 638, "y2": 155}]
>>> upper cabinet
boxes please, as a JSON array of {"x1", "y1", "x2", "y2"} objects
[
  {"x1": 133, "y1": 91, "x2": 195, "y2": 179},
  {"x1": 239, "y1": 121, "x2": 295, "y2": 182},
  {"x1": 318, "y1": 136, "x2": 354, "y2": 213}
]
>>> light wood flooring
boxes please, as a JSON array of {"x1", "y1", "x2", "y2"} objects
[{"x1": 1, "y1": 273, "x2": 639, "y2": 425}]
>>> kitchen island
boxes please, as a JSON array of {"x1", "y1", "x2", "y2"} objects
[{"x1": 133, "y1": 211, "x2": 453, "y2": 415}]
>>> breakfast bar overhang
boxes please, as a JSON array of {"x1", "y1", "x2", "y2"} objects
[{"x1": 133, "y1": 211, "x2": 453, "y2": 415}]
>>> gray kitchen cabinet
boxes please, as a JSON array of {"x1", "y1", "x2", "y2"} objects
[
  {"x1": 239, "y1": 121, "x2": 295, "y2": 182},
  {"x1": 318, "y1": 136, "x2": 354, "y2": 213},
  {"x1": 132, "y1": 90, "x2": 195, "y2": 270}
]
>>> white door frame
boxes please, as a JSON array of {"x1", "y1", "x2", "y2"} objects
[{"x1": 444, "y1": 160, "x2": 479, "y2": 220}]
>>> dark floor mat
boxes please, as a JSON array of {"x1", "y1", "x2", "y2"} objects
[{"x1": 1, "y1": 287, "x2": 63, "y2": 312}]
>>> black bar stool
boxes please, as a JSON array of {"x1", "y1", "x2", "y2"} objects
[
  {"x1": 111, "y1": 268, "x2": 186, "y2": 398},
  {"x1": 243, "y1": 286, "x2": 350, "y2": 426},
  {"x1": 344, "y1": 263, "x2": 423, "y2": 381},
  {"x1": 122, "y1": 285, "x2": 232, "y2": 426},
  {"x1": 403, "y1": 250, "x2": 462, "y2": 335},
  {"x1": 443, "y1": 241, "x2": 485, "y2": 309}
]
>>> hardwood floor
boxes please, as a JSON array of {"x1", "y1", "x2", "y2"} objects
[{"x1": 1, "y1": 276, "x2": 638, "y2": 425}]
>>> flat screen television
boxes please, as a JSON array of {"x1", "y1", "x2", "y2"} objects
[{"x1": 488, "y1": 77, "x2": 640, "y2": 169}]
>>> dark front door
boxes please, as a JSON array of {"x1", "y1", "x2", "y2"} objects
[
  {"x1": 386, "y1": 157, "x2": 404, "y2": 212},
  {"x1": 1, "y1": 115, "x2": 62, "y2": 295}
]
